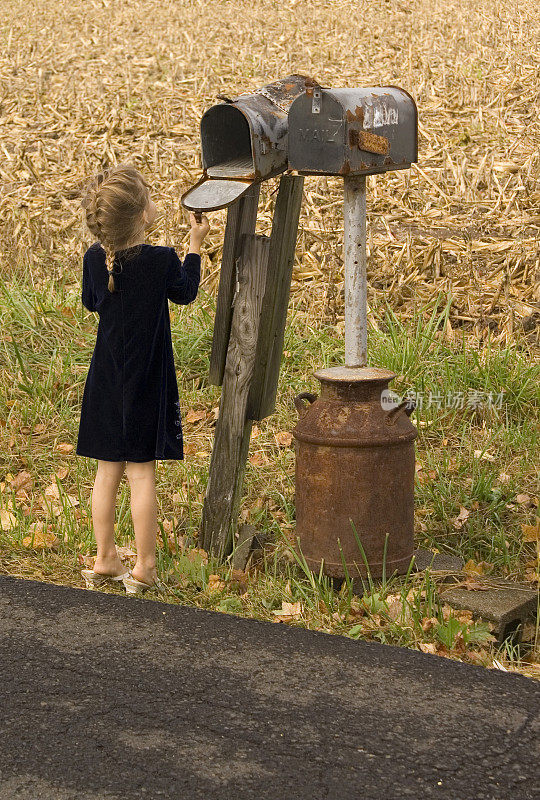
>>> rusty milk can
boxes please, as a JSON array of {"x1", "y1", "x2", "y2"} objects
[{"x1": 292, "y1": 366, "x2": 417, "y2": 580}]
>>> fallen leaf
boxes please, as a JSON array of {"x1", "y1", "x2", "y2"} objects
[
  {"x1": 451, "y1": 506, "x2": 470, "y2": 529},
  {"x1": 419, "y1": 642, "x2": 437, "y2": 655},
  {"x1": 22, "y1": 524, "x2": 58, "y2": 549},
  {"x1": 44, "y1": 483, "x2": 60, "y2": 499},
  {"x1": 56, "y1": 467, "x2": 69, "y2": 481},
  {"x1": 463, "y1": 559, "x2": 492, "y2": 576},
  {"x1": 186, "y1": 547, "x2": 208, "y2": 564},
  {"x1": 249, "y1": 451, "x2": 267, "y2": 466},
  {"x1": 56, "y1": 443, "x2": 74, "y2": 454},
  {"x1": 385, "y1": 599, "x2": 405, "y2": 622},
  {"x1": 275, "y1": 431, "x2": 293, "y2": 447},
  {"x1": 522, "y1": 518, "x2": 540, "y2": 542},
  {"x1": 10, "y1": 471, "x2": 33, "y2": 493},
  {"x1": 516, "y1": 494, "x2": 531, "y2": 506},
  {"x1": 207, "y1": 573, "x2": 226, "y2": 592},
  {"x1": 229, "y1": 568, "x2": 249, "y2": 590},
  {"x1": 474, "y1": 450, "x2": 495, "y2": 462},
  {"x1": 77, "y1": 553, "x2": 95, "y2": 568},
  {"x1": 463, "y1": 578, "x2": 491, "y2": 591},
  {"x1": 167, "y1": 533, "x2": 185, "y2": 553},
  {"x1": 185, "y1": 409, "x2": 206, "y2": 424},
  {"x1": 272, "y1": 600, "x2": 302, "y2": 618},
  {"x1": 0, "y1": 509, "x2": 17, "y2": 531}
]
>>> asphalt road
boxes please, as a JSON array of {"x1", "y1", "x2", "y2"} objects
[{"x1": 0, "y1": 574, "x2": 538, "y2": 800}]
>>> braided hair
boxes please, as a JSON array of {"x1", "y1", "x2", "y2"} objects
[{"x1": 81, "y1": 164, "x2": 150, "y2": 292}]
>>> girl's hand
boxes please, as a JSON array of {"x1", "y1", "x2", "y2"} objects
[{"x1": 189, "y1": 212, "x2": 210, "y2": 253}]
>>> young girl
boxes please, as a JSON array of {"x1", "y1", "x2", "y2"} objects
[{"x1": 77, "y1": 163, "x2": 210, "y2": 593}]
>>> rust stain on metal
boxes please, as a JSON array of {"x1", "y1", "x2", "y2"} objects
[
  {"x1": 292, "y1": 370, "x2": 417, "y2": 580},
  {"x1": 304, "y1": 76, "x2": 320, "y2": 97},
  {"x1": 345, "y1": 105, "x2": 365, "y2": 124},
  {"x1": 357, "y1": 130, "x2": 389, "y2": 155}
]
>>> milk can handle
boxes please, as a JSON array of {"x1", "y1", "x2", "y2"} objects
[
  {"x1": 294, "y1": 392, "x2": 318, "y2": 417},
  {"x1": 386, "y1": 398, "x2": 416, "y2": 424}
]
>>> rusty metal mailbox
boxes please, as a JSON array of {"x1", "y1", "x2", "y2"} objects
[
  {"x1": 182, "y1": 74, "x2": 310, "y2": 212},
  {"x1": 288, "y1": 84, "x2": 417, "y2": 176}
]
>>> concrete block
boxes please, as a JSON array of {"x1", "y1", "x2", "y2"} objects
[
  {"x1": 439, "y1": 577, "x2": 538, "y2": 644},
  {"x1": 413, "y1": 548, "x2": 464, "y2": 574}
]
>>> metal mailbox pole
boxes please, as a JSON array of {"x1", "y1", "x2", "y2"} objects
[
  {"x1": 343, "y1": 175, "x2": 367, "y2": 368},
  {"x1": 288, "y1": 81, "x2": 419, "y2": 584}
]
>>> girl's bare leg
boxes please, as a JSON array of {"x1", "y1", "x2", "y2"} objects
[
  {"x1": 125, "y1": 460, "x2": 158, "y2": 585},
  {"x1": 92, "y1": 459, "x2": 126, "y2": 576}
]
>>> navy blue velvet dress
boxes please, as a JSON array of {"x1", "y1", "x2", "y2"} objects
[{"x1": 76, "y1": 242, "x2": 201, "y2": 462}]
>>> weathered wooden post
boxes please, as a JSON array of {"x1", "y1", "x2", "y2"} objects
[
  {"x1": 200, "y1": 175, "x2": 304, "y2": 560},
  {"x1": 208, "y1": 186, "x2": 260, "y2": 386},
  {"x1": 200, "y1": 233, "x2": 268, "y2": 559}
]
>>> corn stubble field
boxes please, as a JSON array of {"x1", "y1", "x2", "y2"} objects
[{"x1": 0, "y1": 0, "x2": 539, "y2": 675}]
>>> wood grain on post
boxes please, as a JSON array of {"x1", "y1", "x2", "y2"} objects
[
  {"x1": 201, "y1": 233, "x2": 270, "y2": 559},
  {"x1": 208, "y1": 185, "x2": 260, "y2": 386},
  {"x1": 247, "y1": 174, "x2": 304, "y2": 421}
]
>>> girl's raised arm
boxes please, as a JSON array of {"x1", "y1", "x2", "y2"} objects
[{"x1": 166, "y1": 247, "x2": 201, "y2": 305}]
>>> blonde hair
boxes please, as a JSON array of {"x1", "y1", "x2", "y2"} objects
[{"x1": 82, "y1": 164, "x2": 150, "y2": 292}]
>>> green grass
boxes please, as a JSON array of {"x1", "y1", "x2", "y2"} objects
[{"x1": 1, "y1": 276, "x2": 539, "y2": 676}]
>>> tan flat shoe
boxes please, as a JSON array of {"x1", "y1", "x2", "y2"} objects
[
  {"x1": 82, "y1": 569, "x2": 131, "y2": 590},
  {"x1": 122, "y1": 572, "x2": 166, "y2": 595}
]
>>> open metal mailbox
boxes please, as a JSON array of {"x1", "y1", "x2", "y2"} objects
[{"x1": 181, "y1": 74, "x2": 310, "y2": 212}]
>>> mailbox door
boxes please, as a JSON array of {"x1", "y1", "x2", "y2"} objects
[
  {"x1": 181, "y1": 176, "x2": 255, "y2": 213},
  {"x1": 287, "y1": 92, "x2": 346, "y2": 175}
]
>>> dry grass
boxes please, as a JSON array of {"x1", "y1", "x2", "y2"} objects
[{"x1": 0, "y1": 0, "x2": 538, "y2": 344}]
